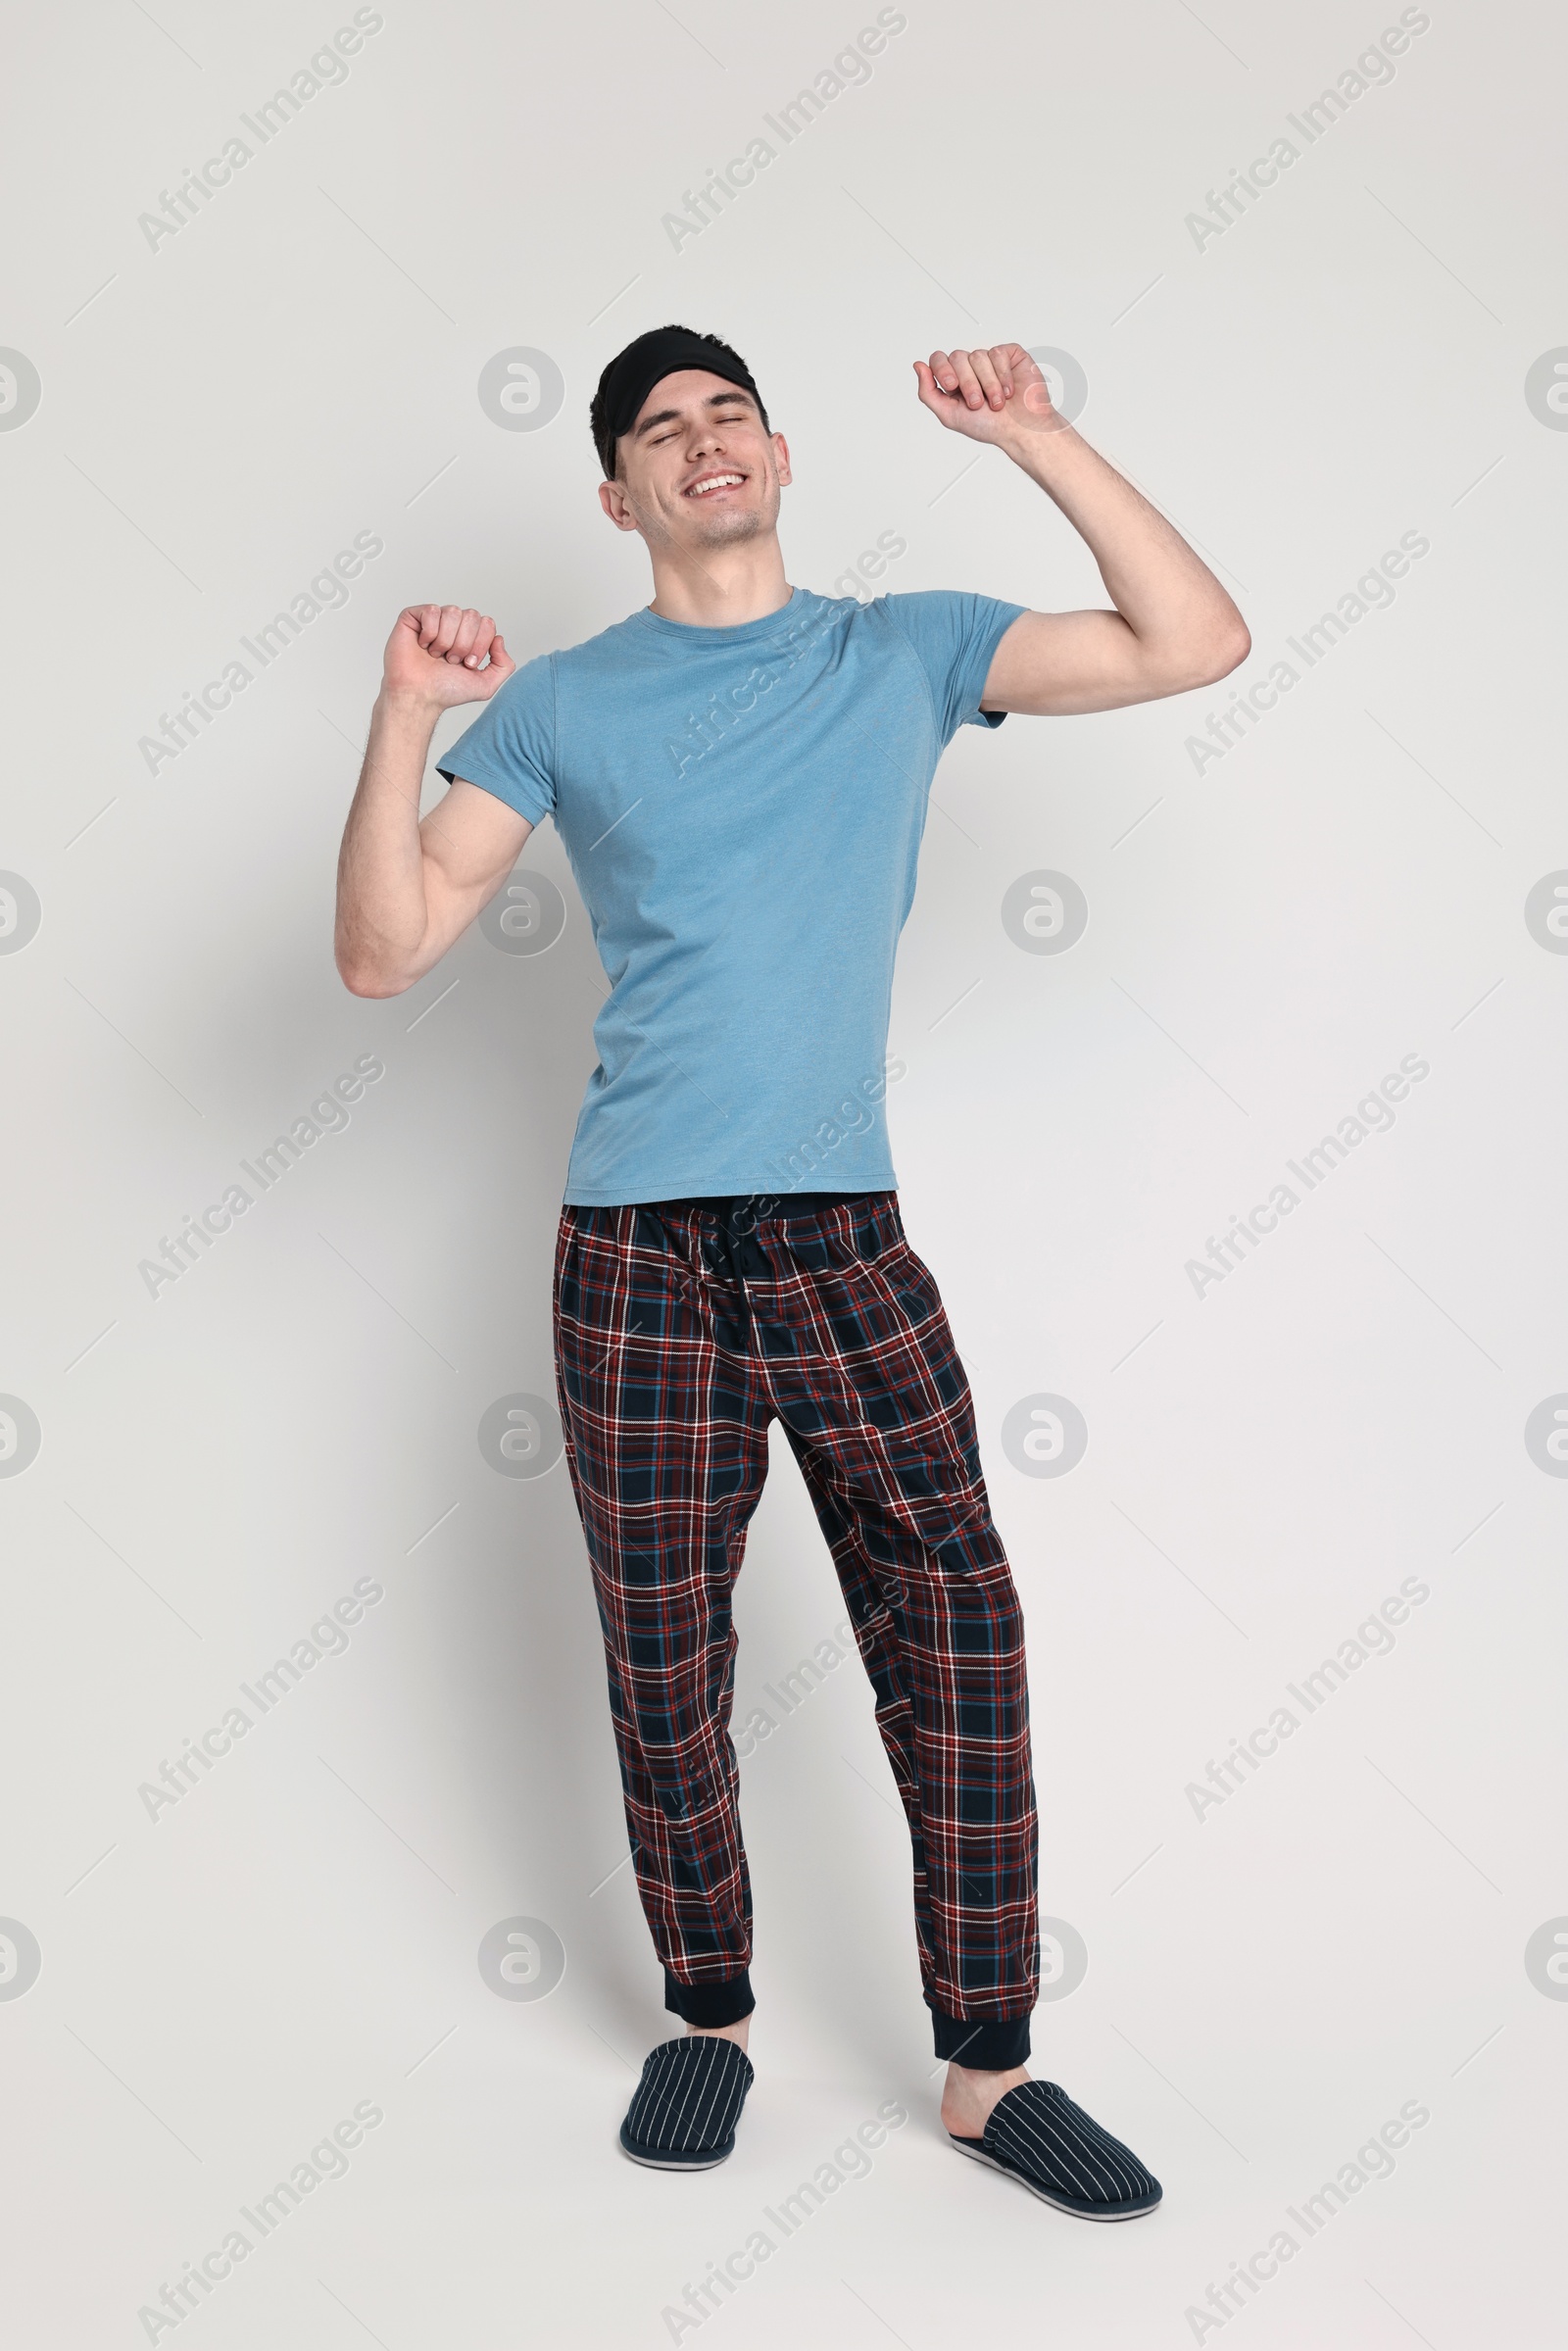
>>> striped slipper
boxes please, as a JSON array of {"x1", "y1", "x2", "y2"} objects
[
  {"x1": 619, "y1": 2035, "x2": 755, "y2": 2170},
  {"x1": 950, "y1": 2079, "x2": 1162, "y2": 2220}
]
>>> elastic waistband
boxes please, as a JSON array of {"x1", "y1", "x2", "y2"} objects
[
  {"x1": 564, "y1": 1191, "x2": 903, "y2": 1280},
  {"x1": 628, "y1": 1189, "x2": 893, "y2": 1225}
]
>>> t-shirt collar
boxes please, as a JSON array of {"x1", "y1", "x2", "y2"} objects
[{"x1": 625, "y1": 586, "x2": 815, "y2": 652}]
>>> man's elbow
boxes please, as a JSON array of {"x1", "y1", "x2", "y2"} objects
[
  {"x1": 1193, "y1": 615, "x2": 1250, "y2": 688},
  {"x1": 1157, "y1": 616, "x2": 1250, "y2": 696},
  {"x1": 335, "y1": 944, "x2": 414, "y2": 999},
  {"x1": 339, "y1": 971, "x2": 403, "y2": 1000}
]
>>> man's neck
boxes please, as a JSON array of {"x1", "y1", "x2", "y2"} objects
[{"x1": 646, "y1": 539, "x2": 793, "y2": 629}]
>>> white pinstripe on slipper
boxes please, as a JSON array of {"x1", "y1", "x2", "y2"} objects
[
  {"x1": 619, "y1": 2035, "x2": 755, "y2": 2170},
  {"x1": 950, "y1": 2079, "x2": 1162, "y2": 2219}
]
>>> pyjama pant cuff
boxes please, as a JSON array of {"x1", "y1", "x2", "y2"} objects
[
  {"x1": 929, "y1": 2003, "x2": 1032, "y2": 2071},
  {"x1": 663, "y1": 1966, "x2": 757, "y2": 2028}
]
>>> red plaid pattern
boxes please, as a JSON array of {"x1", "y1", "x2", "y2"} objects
[{"x1": 553, "y1": 1193, "x2": 1039, "y2": 2029}]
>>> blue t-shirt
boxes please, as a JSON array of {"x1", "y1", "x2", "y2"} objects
[{"x1": 438, "y1": 586, "x2": 1023, "y2": 1204}]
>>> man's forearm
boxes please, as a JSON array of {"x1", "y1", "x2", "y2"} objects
[
  {"x1": 334, "y1": 691, "x2": 441, "y2": 997},
  {"x1": 1001, "y1": 420, "x2": 1245, "y2": 664}
]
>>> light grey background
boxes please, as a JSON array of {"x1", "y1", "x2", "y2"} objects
[{"x1": 3, "y1": 1, "x2": 1565, "y2": 2343}]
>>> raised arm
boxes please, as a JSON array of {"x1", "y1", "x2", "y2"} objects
[
  {"x1": 335, "y1": 604, "x2": 529, "y2": 998},
  {"x1": 913, "y1": 344, "x2": 1250, "y2": 715}
]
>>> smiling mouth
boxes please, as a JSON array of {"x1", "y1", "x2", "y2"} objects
[{"x1": 683, "y1": 471, "x2": 747, "y2": 498}]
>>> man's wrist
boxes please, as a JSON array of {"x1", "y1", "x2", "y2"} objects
[
  {"x1": 373, "y1": 683, "x2": 445, "y2": 731},
  {"x1": 996, "y1": 416, "x2": 1082, "y2": 476}
]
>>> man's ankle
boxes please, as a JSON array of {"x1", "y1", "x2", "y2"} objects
[
  {"x1": 941, "y1": 2058, "x2": 1029, "y2": 2134},
  {"x1": 684, "y1": 2016, "x2": 751, "y2": 2052}
]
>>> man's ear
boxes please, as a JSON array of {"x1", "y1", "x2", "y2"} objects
[
  {"x1": 598, "y1": 477, "x2": 641, "y2": 534},
  {"x1": 771, "y1": 431, "x2": 792, "y2": 488}
]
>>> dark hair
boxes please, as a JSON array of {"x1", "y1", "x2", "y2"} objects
[{"x1": 589, "y1": 323, "x2": 769, "y2": 478}]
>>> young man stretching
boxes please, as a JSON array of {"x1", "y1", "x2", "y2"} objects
[{"x1": 335, "y1": 325, "x2": 1247, "y2": 2216}]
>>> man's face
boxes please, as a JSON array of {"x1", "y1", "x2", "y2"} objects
[{"x1": 599, "y1": 369, "x2": 791, "y2": 553}]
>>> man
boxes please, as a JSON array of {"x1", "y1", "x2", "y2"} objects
[{"x1": 335, "y1": 324, "x2": 1247, "y2": 2217}]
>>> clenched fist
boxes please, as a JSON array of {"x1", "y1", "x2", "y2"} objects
[
  {"x1": 381, "y1": 604, "x2": 515, "y2": 711},
  {"x1": 913, "y1": 345, "x2": 1068, "y2": 444}
]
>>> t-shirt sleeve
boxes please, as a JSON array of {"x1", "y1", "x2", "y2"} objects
[
  {"x1": 435, "y1": 652, "x2": 557, "y2": 825},
  {"x1": 880, "y1": 590, "x2": 1027, "y2": 748}
]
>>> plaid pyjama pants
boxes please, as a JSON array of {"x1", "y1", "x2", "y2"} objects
[{"x1": 554, "y1": 1191, "x2": 1040, "y2": 2067}]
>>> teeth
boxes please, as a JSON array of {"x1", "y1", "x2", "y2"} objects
[{"x1": 688, "y1": 473, "x2": 744, "y2": 495}]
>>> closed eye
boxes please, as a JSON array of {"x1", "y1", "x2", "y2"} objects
[{"x1": 653, "y1": 404, "x2": 753, "y2": 443}]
